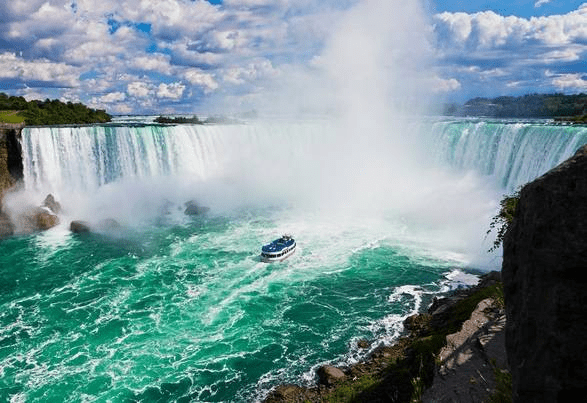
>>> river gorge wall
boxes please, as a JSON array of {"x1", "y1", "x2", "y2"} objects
[
  {"x1": 0, "y1": 123, "x2": 24, "y2": 194},
  {"x1": 0, "y1": 123, "x2": 24, "y2": 236},
  {"x1": 502, "y1": 143, "x2": 587, "y2": 402}
]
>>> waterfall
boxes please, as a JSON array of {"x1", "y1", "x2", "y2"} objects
[
  {"x1": 427, "y1": 118, "x2": 587, "y2": 191},
  {"x1": 21, "y1": 122, "x2": 330, "y2": 195},
  {"x1": 20, "y1": 118, "x2": 587, "y2": 199},
  {"x1": 17, "y1": 117, "x2": 586, "y2": 266}
]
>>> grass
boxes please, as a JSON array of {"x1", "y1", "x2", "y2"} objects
[
  {"x1": 489, "y1": 359, "x2": 512, "y2": 403},
  {"x1": 0, "y1": 110, "x2": 25, "y2": 124},
  {"x1": 323, "y1": 374, "x2": 379, "y2": 403}
]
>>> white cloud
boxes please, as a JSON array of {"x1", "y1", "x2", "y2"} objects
[
  {"x1": 183, "y1": 69, "x2": 219, "y2": 92},
  {"x1": 157, "y1": 82, "x2": 185, "y2": 99},
  {"x1": 110, "y1": 103, "x2": 134, "y2": 114},
  {"x1": 3, "y1": 1, "x2": 73, "y2": 42},
  {"x1": 22, "y1": 88, "x2": 49, "y2": 102},
  {"x1": 551, "y1": 73, "x2": 587, "y2": 90},
  {"x1": 541, "y1": 48, "x2": 582, "y2": 63},
  {"x1": 132, "y1": 54, "x2": 173, "y2": 74},
  {"x1": 127, "y1": 81, "x2": 152, "y2": 98},
  {"x1": 2, "y1": 0, "x2": 586, "y2": 113},
  {"x1": 432, "y1": 5, "x2": 587, "y2": 97},
  {"x1": 431, "y1": 76, "x2": 461, "y2": 93},
  {"x1": 98, "y1": 92, "x2": 127, "y2": 103},
  {"x1": 0, "y1": 52, "x2": 79, "y2": 87},
  {"x1": 434, "y1": 6, "x2": 587, "y2": 50},
  {"x1": 535, "y1": 0, "x2": 551, "y2": 8},
  {"x1": 223, "y1": 59, "x2": 279, "y2": 85}
]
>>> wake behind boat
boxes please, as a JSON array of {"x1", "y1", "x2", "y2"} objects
[{"x1": 261, "y1": 234, "x2": 296, "y2": 262}]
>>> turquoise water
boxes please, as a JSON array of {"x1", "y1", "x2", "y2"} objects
[
  {"x1": 2, "y1": 118, "x2": 586, "y2": 401},
  {"x1": 0, "y1": 206, "x2": 465, "y2": 402}
]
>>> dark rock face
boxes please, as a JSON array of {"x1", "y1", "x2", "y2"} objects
[
  {"x1": 0, "y1": 125, "x2": 23, "y2": 215},
  {"x1": 0, "y1": 211, "x2": 13, "y2": 238},
  {"x1": 502, "y1": 144, "x2": 587, "y2": 402},
  {"x1": 5, "y1": 127, "x2": 23, "y2": 183},
  {"x1": 70, "y1": 220, "x2": 91, "y2": 233}
]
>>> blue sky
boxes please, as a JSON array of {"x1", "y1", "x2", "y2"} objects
[{"x1": 0, "y1": 0, "x2": 586, "y2": 114}]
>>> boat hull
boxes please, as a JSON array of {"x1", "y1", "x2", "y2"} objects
[{"x1": 260, "y1": 245, "x2": 296, "y2": 262}]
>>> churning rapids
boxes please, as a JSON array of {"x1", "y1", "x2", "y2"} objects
[{"x1": 1, "y1": 118, "x2": 586, "y2": 402}]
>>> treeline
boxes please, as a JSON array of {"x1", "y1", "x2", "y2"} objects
[
  {"x1": 155, "y1": 115, "x2": 240, "y2": 124},
  {"x1": 446, "y1": 93, "x2": 587, "y2": 119},
  {"x1": 0, "y1": 93, "x2": 111, "y2": 125},
  {"x1": 155, "y1": 115, "x2": 204, "y2": 124}
]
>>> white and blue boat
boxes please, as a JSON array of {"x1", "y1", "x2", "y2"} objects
[{"x1": 261, "y1": 234, "x2": 296, "y2": 262}]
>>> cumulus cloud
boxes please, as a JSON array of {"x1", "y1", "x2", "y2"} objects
[
  {"x1": 127, "y1": 81, "x2": 152, "y2": 98},
  {"x1": 551, "y1": 73, "x2": 587, "y2": 90},
  {"x1": 2, "y1": 0, "x2": 587, "y2": 113},
  {"x1": 98, "y1": 92, "x2": 127, "y2": 103},
  {"x1": 132, "y1": 54, "x2": 173, "y2": 75},
  {"x1": 0, "y1": 52, "x2": 79, "y2": 87},
  {"x1": 433, "y1": 4, "x2": 587, "y2": 96},
  {"x1": 223, "y1": 59, "x2": 280, "y2": 85},
  {"x1": 435, "y1": 5, "x2": 587, "y2": 50},
  {"x1": 183, "y1": 69, "x2": 219, "y2": 92},
  {"x1": 157, "y1": 82, "x2": 185, "y2": 99},
  {"x1": 0, "y1": 0, "x2": 355, "y2": 112},
  {"x1": 432, "y1": 76, "x2": 461, "y2": 93}
]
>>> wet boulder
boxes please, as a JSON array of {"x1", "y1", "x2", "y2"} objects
[
  {"x1": 0, "y1": 212, "x2": 13, "y2": 238},
  {"x1": 317, "y1": 365, "x2": 346, "y2": 387},
  {"x1": 70, "y1": 220, "x2": 91, "y2": 233},
  {"x1": 184, "y1": 200, "x2": 210, "y2": 215},
  {"x1": 34, "y1": 208, "x2": 59, "y2": 230},
  {"x1": 42, "y1": 194, "x2": 61, "y2": 214}
]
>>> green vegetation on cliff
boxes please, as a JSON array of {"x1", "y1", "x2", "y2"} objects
[
  {"x1": 0, "y1": 93, "x2": 111, "y2": 125},
  {"x1": 448, "y1": 93, "x2": 587, "y2": 120},
  {"x1": 554, "y1": 114, "x2": 587, "y2": 124},
  {"x1": 154, "y1": 114, "x2": 240, "y2": 124},
  {"x1": 487, "y1": 191, "x2": 520, "y2": 252}
]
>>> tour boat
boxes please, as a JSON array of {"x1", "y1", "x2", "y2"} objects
[{"x1": 260, "y1": 234, "x2": 296, "y2": 262}]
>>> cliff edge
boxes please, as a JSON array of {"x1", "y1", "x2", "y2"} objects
[
  {"x1": 0, "y1": 123, "x2": 24, "y2": 237},
  {"x1": 502, "y1": 144, "x2": 587, "y2": 401}
]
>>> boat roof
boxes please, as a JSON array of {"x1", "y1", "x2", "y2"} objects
[{"x1": 262, "y1": 235, "x2": 295, "y2": 253}]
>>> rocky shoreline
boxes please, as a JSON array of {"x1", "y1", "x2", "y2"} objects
[{"x1": 264, "y1": 271, "x2": 508, "y2": 403}]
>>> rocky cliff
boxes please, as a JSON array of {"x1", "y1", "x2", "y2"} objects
[
  {"x1": 0, "y1": 123, "x2": 24, "y2": 237},
  {"x1": 0, "y1": 123, "x2": 24, "y2": 195},
  {"x1": 502, "y1": 144, "x2": 587, "y2": 401},
  {"x1": 265, "y1": 273, "x2": 507, "y2": 403}
]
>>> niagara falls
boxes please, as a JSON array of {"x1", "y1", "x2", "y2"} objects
[{"x1": 2, "y1": 0, "x2": 587, "y2": 402}]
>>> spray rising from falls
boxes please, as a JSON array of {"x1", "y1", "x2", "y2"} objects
[
  {"x1": 18, "y1": 119, "x2": 587, "y2": 249},
  {"x1": 19, "y1": 122, "x2": 340, "y2": 223},
  {"x1": 21, "y1": 120, "x2": 587, "y2": 202}
]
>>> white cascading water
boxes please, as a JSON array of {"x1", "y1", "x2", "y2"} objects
[
  {"x1": 16, "y1": 118, "x2": 587, "y2": 270},
  {"x1": 21, "y1": 119, "x2": 587, "y2": 200},
  {"x1": 428, "y1": 118, "x2": 587, "y2": 191}
]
